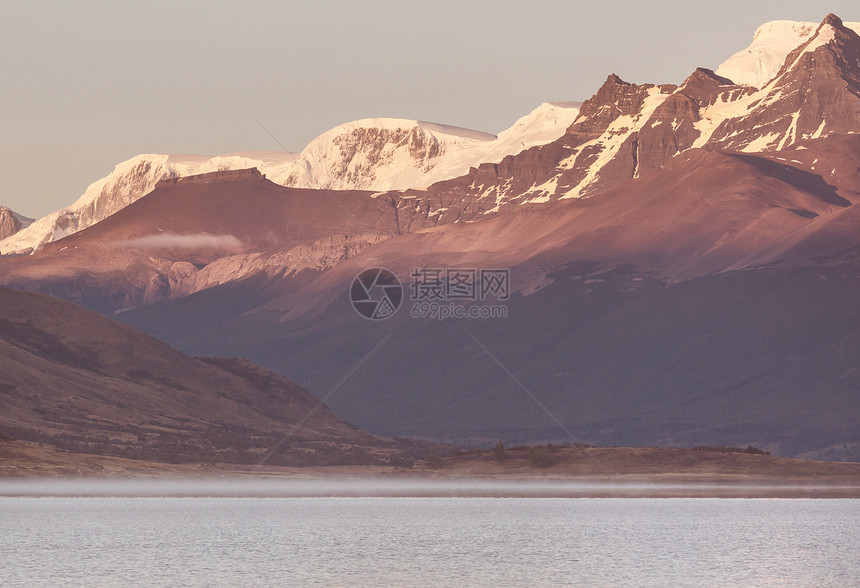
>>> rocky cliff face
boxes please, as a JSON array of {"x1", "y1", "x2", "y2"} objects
[
  {"x1": 383, "y1": 77, "x2": 676, "y2": 225},
  {"x1": 0, "y1": 207, "x2": 23, "y2": 241},
  {"x1": 632, "y1": 68, "x2": 747, "y2": 177}
]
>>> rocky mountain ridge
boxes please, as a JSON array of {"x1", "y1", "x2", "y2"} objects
[
  {"x1": 8, "y1": 16, "x2": 860, "y2": 257},
  {"x1": 391, "y1": 15, "x2": 860, "y2": 220}
]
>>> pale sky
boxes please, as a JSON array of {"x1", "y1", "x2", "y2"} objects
[{"x1": 2, "y1": 0, "x2": 858, "y2": 218}]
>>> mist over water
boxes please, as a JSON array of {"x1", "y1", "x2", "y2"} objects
[
  {"x1": 1, "y1": 496, "x2": 857, "y2": 587},
  {"x1": 1, "y1": 477, "x2": 857, "y2": 498}
]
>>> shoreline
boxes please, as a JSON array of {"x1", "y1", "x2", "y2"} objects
[{"x1": 3, "y1": 441, "x2": 860, "y2": 498}]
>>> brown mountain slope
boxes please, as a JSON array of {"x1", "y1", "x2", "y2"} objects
[
  {"x1": 2, "y1": 135, "x2": 858, "y2": 462},
  {"x1": 0, "y1": 286, "x2": 419, "y2": 466},
  {"x1": 0, "y1": 169, "x2": 420, "y2": 312},
  {"x1": 145, "y1": 249, "x2": 859, "y2": 460},
  {"x1": 41, "y1": 168, "x2": 402, "y2": 253}
]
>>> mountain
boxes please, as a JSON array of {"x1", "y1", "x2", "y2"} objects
[
  {"x1": 0, "y1": 103, "x2": 580, "y2": 255},
  {"x1": 4, "y1": 15, "x2": 858, "y2": 308},
  {"x1": 699, "y1": 15, "x2": 860, "y2": 152},
  {"x1": 28, "y1": 129, "x2": 850, "y2": 459},
  {"x1": 0, "y1": 286, "x2": 425, "y2": 466},
  {"x1": 716, "y1": 19, "x2": 860, "y2": 87},
  {"x1": 1, "y1": 15, "x2": 859, "y2": 460},
  {"x1": 0, "y1": 207, "x2": 33, "y2": 241}
]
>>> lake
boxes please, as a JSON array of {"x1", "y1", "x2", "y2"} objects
[{"x1": 1, "y1": 496, "x2": 857, "y2": 586}]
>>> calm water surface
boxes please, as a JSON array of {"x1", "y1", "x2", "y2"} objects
[{"x1": 1, "y1": 497, "x2": 857, "y2": 587}]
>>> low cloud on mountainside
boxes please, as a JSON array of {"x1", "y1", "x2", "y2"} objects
[{"x1": 119, "y1": 233, "x2": 243, "y2": 250}]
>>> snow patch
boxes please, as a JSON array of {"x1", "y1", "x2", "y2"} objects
[
  {"x1": 777, "y1": 111, "x2": 801, "y2": 150},
  {"x1": 740, "y1": 132, "x2": 782, "y2": 152},
  {"x1": 810, "y1": 119, "x2": 828, "y2": 140}
]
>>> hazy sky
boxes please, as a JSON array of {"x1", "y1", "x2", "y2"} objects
[{"x1": 2, "y1": 0, "x2": 858, "y2": 218}]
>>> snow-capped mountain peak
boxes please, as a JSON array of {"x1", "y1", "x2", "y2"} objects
[
  {"x1": 267, "y1": 118, "x2": 497, "y2": 191},
  {"x1": 268, "y1": 112, "x2": 584, "y2": 192},
  {"x1": 495, "y1": 101, "x2": 583, "y2": 152},
  {"x1": 716, "y1": 17, "x2": 860, "y2": 87},
  {"x1": 697, "y1": 14, "x2": 860, "y2": 153}
]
